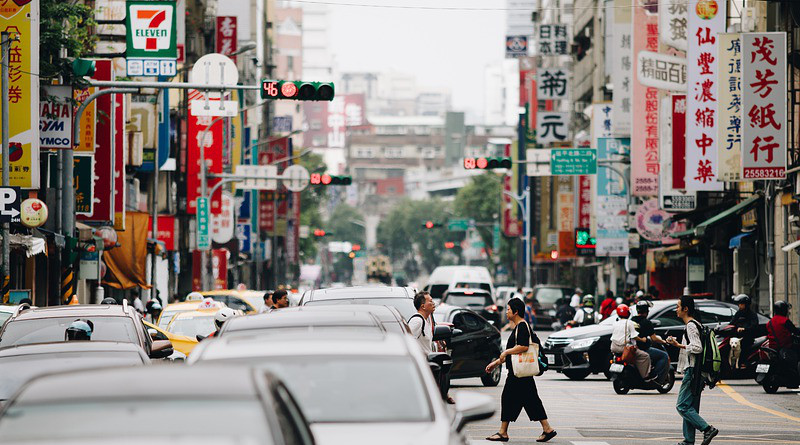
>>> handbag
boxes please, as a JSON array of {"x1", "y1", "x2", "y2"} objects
[
  {"x1": 510, "y1": 321, "x2": 540, "y2": 377},
  {"x1": 620, "y1": 319, "x2": 637, "y2": 365}
]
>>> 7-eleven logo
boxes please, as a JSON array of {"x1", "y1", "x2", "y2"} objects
[{"x1": 129, "y1": 4, "x2": 174, "y2": 52}]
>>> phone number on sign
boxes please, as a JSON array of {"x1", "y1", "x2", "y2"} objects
[{"x1": 743, "y1": 168, "x2": 786, "y2": 179}]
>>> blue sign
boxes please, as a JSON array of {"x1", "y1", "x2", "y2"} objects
[
  {"x1": 237, "y1": 223, "x2": 252, "y2": 253},
  {"x1": 238, "y1": 191, "x2": 251, "y2": 219},
  {"x1": 273, "y1": 116, "x2": 293, "y2": 133}
]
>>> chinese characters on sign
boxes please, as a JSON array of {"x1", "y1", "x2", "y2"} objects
[
  {"x1": 718, "y1": 34, "x2": 742, "y2": 182},
  {"x1": 742, "y1": 33, "x2": 786, "y2": 180},
  {"x1": 660, "y1": 2, "x2": 688, "y2": 50},
  {"x1": 215, "y1": 16, "x2": 237, "y2": 62},
  {"x1": 538, "y1": 24, "x2": 569, "y2": 56},
  {"x1": 596, "y1": 138, "x2": 630, "y2": 256},
  {"x1": 537, "y1": 112, "x2": 570, "y2": 145},
  {"x1": 636, "y1": 51, "x2": 687, "y2": 91},
  {"x1": 578, "y1": 175, "x2": 592, "y2": 229},
  {"x1": 631, "y1": 5, "x2": 659, "y2": 196},
  {"x1": 686, "y1": 0, "x2": 726, "y2": 191},
  {"x1": 612, "y1": 0, "x2": 632, "y2": 136},
  {"x1": 537, "y1": 68, "x2": 569, "y2": 100}
]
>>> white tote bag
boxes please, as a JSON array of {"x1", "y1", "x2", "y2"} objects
[{"x1": 510, "y1": 321, "x2": 540, "y2": 378}]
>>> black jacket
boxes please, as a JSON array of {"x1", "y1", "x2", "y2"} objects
[{"x1": 731, "y1": 309, "x2": 759, "y2": 336}]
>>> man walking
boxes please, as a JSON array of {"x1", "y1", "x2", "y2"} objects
[{"x1": 409, "y1": 291, "x2": 436, "y2": 353}]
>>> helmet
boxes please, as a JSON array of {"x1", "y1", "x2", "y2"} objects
[
  {"x1": 635, "y1": 299, "x2": 652, "y2": 311},
  {"x1": 214, "y1": 307, "x2": 237, "y2": 329},
  {"x1": 733, "y1": 294, "x2": 751, "y2": 306},
  {"x1": 186, "y1": 292, "x2": 204, "y2": 301},
  {"x1": 582, "y1": 295, "x2": 594, "y2": 307},
  {"x1": 635, "y1": 290, "x2": 644, "y2": 298},
  {"x1": 65, "y1": 319, "x2": 93, "y2": 341},
  {"x1": 101, "y1": 297, "x2": 117, "y2": 305},
  {"x1": 146, "y1": 299, "x2": 162, "y2": 313},
  {"x1": 616, "y1": 304, "x2": 630, "y2": 318},
  {"x1": 575, "y1": 288, "x2": 583, "y2": 294},
  {"x1": 773, "y1": 300, "x2": 792, "y2": 317}
]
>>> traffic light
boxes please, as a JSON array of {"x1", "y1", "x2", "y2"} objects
[
  {"x1": 444, "y1": 242, "x2": 456, "y2": 249},
  {"x1": 72, "y1": 58, "x2": 95, "y2": 77},
  {"x1": 313, "y1": 229, "x2": 326, "y2": 237},
  {"x1": 348, "y1": 252, "x2": 356, "y2": 259},
  {"x1": 550, "y1": 250, "x2": 559, "y2": 260},
  {"x1": 261, "y1": 79, "x2": 335, "y2": 101},
  {"x1": 422, "y1": 221, "x2": 443, "y2": 229},
  {"x1": 463, "y1": 156, "x2": 512, "y2": 170},
  {"x1": 352, "y1": 244, "x2": 361, "y2": 252},
  {"x1": 310, "y1": 173, "x2": 352, "y2": 186}
]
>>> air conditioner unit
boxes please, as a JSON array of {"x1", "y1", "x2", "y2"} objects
[{"x1": 128, "y1": 132, "x2": 143, "y2": 166}]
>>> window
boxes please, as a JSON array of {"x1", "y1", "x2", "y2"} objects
[
  {"x1": 429, "y1": 284, "x2": 449, "y2": 300},
  {"x1": 453, "y1": 312, "x2": 485, "y2": 333},
  {"x1": 354, "y1": 147, "x2": 376, "y2": 158},
  {"x1": 652, "y1": 307, "x2": 683, "y2": 327},
  {"x1": 384, "y1": 147, "x2": 404, "y2": 158},
  {"x1": 697, "y1": 305, "x2": 736, "y2": 324},
  {"x1": 310, "y1": 120, "x2": 322, "y2": 130},
  {"x1": 0, "y1": 317, "x2": 140, "y2": 348},
  {"x1": 273, "y1": 383, "x2": 314, "y2": 445}
]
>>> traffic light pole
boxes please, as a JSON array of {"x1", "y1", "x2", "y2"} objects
[{"x1": 503, "y1": 187, "x2": 531, "y2": 290}]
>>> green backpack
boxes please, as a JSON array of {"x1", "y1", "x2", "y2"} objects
[{"x1": 690, "y1": 320, "x2": 722, "y2": 388}]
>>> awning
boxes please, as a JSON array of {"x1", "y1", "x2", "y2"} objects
[
  {"x1": 8, "y1": 234, "x2": 47, "y2": 257},
  {"x1": 671, "y1": 193, "x2": 762, "y2": 238},
  {"x1": 729, "y1": 232, "x2": 754, "y2": 249},
  {"x1": 782, "y1": 239, "x2": 800, "y2": 252}
]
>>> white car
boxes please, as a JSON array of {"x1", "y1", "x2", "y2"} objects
[
  {"x1": 0, "y1": 305, "x2": 17, "y2": 327},
  {"x1": 189, "y1": 332, "x2": 494, "y2": 445}
]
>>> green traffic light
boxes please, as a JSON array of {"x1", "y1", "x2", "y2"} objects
[{"x1": 72, "y1": 58, "x2": 95, "y2": 77}]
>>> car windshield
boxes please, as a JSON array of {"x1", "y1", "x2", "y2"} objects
[
  {"x1": 0, "y1": 317, "x2": 139, "y2": 348},
  {"x1": 247, "y1": 356, "x2": 432, "y2": 423},
  {"x1": 455, "y1": 282, "x2": 491, "y2": 292},
  {"x1": 444, "y1": 295, "x2": 491, "y2": 307},
  {"x1": 168, "y1": 316, "x2": 216, "y2": 338},
  {"x1": 157, "y1": 310, "x2": 187, "y2": 329},
  {"x1": 534, "y1": 288, "x2": 566, "y2": 305},
  {"x1": 0, "y1": 312, "x2": 12, "y2": 326},
  {"x1": 304, "y1": 298, "x2": 416, "y2": 319},
  {"x1": 0, "y1": 352, "x2": 143, "y2": 400},
  {"x1": 0, "y1": 399, "x2": 272, "y2": 442}
]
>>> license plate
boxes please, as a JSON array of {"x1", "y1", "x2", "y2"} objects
[
  {"x1": 609, "y1": 363, "x2": 624, "y2": 373},
  {"x1": 546, "y1": 354, "x2": 555, "y2": 363},
  {"x1": 756, "y1": 364, "x2": 770, "y2": 374}
]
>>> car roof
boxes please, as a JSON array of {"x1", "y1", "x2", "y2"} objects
[
  {"x1": 223, "y1": 309, "x2": 382, "y2": 332},
  {"x1": 9, "y1": 305, "x2": 133, "y2": 320},
  {"x1": 196, "y1": 332, "x2": 412, "y2": 361},
  {"x1": 0, "y1": 305, "x2": 17, "y2": 313},
  {"x1": 14, "y1": 365, "x2": 262, "y2": 404},
  {"x1": 304, "y1": 286, "x2": 413, "y2": 302},
  {"x1": 533, "y1": 284, "x2": 572, "y2": 289},
  {"x1": 0, "y1": 341, "x2": 146, "y2": 358},
  {"x1": 287, "y1": 303, "x2": 401, "y2": 320},
  {"x1": 171, "y1": 309, "x2": 219, "y2": 320}
]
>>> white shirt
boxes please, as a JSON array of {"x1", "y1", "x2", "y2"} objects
[
  {"x1": 408, "y1": 313, "x2": 434, "y2": 354},
  {"x1": 677, "y1": 320, "x2": 703, "y2": 372},
  {"x1": 258, "y1": 305, "x2": 273, "y2": 314},
  {"x1": 611, "y1": 318, "x2": 638, "y2": 347},
  {"x1": 570, "y1": 294, "x2": 581, "y2": 308}
]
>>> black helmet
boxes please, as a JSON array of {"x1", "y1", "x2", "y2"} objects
[
  {"x1": 773, "y1": 300, "x2": 792, "y2": 317},
  {"x1": 146, "y1": 299, "x2": 162, "y2": 313},
  {"x1": 732, "y1": 294, "x2": 751, "y2": 306},
  {"x1": 635, "y1": 300, "x2": 652, "y2": 313},
  {"x1": 101, "y1": 297, "x2": 117, "y2": 305},
  {"x1": 65, "y1": 319, "x2": 94, "y2": 341}
]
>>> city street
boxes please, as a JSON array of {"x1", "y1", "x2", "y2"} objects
[{"x1": 461, "y1": 332, "x2": 800, "y2": 445}]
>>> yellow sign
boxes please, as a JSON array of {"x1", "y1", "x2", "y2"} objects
[
  {"x1": 0, "y1": 0, "x2": 40, "y2": 188},
  {"x1": 74, "y1": 87, "x2": 96, "y2": 152}
]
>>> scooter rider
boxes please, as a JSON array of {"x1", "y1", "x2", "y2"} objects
[
  {"x1": 570, "y1": 295, "x2": 597, "y2": 327},
  {"x1": 731, "y1": 294, "x2": 759, "y2": 366},
  {"x1": 767, "y1": 301, "x2": 800, "y2": 370},
  {"x1": 631, "y1": 300, "x2": 670, "y2": 383}
]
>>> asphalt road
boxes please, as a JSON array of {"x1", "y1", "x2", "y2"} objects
[{"x1": 457, "y1": 331, "x2": 800, "y2": 445}]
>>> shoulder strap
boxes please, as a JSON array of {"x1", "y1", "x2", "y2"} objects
[{"x1": 408, "y1": 313, "x2": 426, "y2": 337}]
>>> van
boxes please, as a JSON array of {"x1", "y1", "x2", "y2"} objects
[{"x1": 423, "y1": 266, "x2": 495, "y2": 302}]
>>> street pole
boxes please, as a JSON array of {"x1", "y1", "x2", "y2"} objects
[
  {"x1": 503, "y1": 187, "x2": 531, "y2": 289},
  {"x1": 1, "y1": 32, "x2": 9, "y2": 303}
]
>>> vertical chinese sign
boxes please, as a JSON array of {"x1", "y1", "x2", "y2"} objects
[
  {"x1": 113, "y1": 94, "x2": 126, "y2": 229},
  {"x1": 215, "y1": 16, "x2": 237, "y2": 62},
  {"x1": 686, "y1": 0, "x2": 726, "y2": 191},
  {"x1": 631, "y1": 3, "x2": 659, "y2": 196},
  {"x1": 186, "y1": 92, "x2": 223, "y2": 215},
  {"x1": 672, "y1": 94, "x2": 688, "y2": 189},
  {"x1": 612, "y1": 0, "x2": 632, "y2": 136},
  {"x1": 596, "y1": 138, "x2": 630, "y2": 256},
  {"x1": 0, "y1": 0, "x2": 39, "y2": 188},
  {"x1": 660, "y1": 2, "x2": 688, "y2": 51},
  {"x1": 73, "y1": 87, "x2": 96, "y2": 153},
  {"x1": 718, "y1": 33, "x2": 742, "y2": 182},
  {"x1": 742, "y1": 33, "x2": 786, "y2": 180}
]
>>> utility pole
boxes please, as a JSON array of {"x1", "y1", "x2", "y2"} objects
[{"x1": 1, "y1": 32, "x2": 9, "y2": 303}]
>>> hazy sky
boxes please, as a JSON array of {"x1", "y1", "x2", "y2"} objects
[{"x1": 323, "y1": 0, "x2": 508, "y2": 121}]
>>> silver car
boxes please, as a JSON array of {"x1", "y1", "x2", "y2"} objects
[{"x1": 189, "y1": 332, "x2": 494, "y2": 445}]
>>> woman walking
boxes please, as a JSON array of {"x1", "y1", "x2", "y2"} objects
[{"x1": 485, "y1": 298, "x2": 557, "y2": 443}]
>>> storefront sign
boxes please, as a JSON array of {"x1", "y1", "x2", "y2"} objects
[
  {"x1": 636, "y1": 51, "x2": 687, "y2": 91},
  {"x1": 672, "y1": 94, "x2": 687, "y2": 188},
  {"x1": 537, "y1": 68, "x2": 569, "y2": 100},
  {"x1": 636, "y1": 199, "x2": 677, "y2": 243},
  {"x1": 125, "y1": 0, "x2": 178, "y2": 76},
  {"x1": 660, "y1": 1, "x2": 688, "y2": 50},
  {"x1": 686, "y1": 0, "x2": 726, "y2": 191},
  {"x1": 211, "y1": 249, "x2": 227, "y2": 290},
  {"x1": 631, "y1": 4, "x2": 659, "y2": 196},
  {"x1": 113, "y1": 93, "x2": 126, "y2": 229},
  {"x1": 660, "y1": 96, "x2": 696, "y2": 211},
  {"x1": 718, "y1": 33, "x2": 742, "y2": 182},
  {"x1": 73, "y1": 87, "x2": 96, "y2": 152},
  {"x1": 215, "y1": 16, "x2": 237, "y2": 61},
  {"x1": 186, "y1": 94, "x2": 223, "y2": 214},
  {"x1": 537, "y1": 24, "x2": 569, "y2": 56},
  {"x1": 612, "y1": 0, "x2": 632, "y2": 136},
  {"x1": 505, "y1": 35, "x2": 528, "y2": 58},
  {"x1": 537, "y1": 112, "x2": 570, "y2": 145},
  {"x1": 211, "y1": 192, "x2": 235, "y2": 244},
  {"x1": 578, "y1": 175, "x2": 592, "y2": 229},
  {"x1": 39, "y1": 85, "x2": 73, "y2": 149},
  {"x1": 20, "y1": 198, "x2": 47, "y2": 228},
  {"x1": 78, "y1": 60, "x2": 114, "y2": 223},
  {"x1": 596, "y1": 138, "x2": 630, "y2": 256},
  {"x1": 742, "y1": 32, "x2": 786, "y2": 180},
  {"x1": 150, "y1": 215, "x2": 176, "y2": 251}
]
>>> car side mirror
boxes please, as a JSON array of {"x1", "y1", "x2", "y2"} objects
[
  {"x1": 148, "y1": 328, "x2": 158, "y2": 339},
  {"x1": 149, "y1": 339, "x2": 174, "y2": 359},
  {"x1": 433, "y1": 325, "x2": 453, "y2": 341},
  {"x1": 452, "y1": 392, "x2": 495, "y2": 432}
]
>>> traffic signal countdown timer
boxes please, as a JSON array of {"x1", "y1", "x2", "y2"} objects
[
  {"x1": 261, "y1": 80, "x2": 335, "y2": 101},
  {"x1": 463, "y1": 157, "x2": 512, "y2": 170},
  {"x1": 310, "y1": 173, "x2": 352, "y2": 186}
]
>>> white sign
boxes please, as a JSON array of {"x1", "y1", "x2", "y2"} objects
[
  {"x1": 189, "y1": 99, "x2": 238, "y2": 117},
  {"x1": 659, "y1": 2, "x2": 688, "y2": 50},
  {"x1": 718, "y1": 33, "x2": 743, "y2": 182},
  {"x1": 592, "y1": 103, "x2": 613, "y2": 146},
  {"x1": 685, "y1": 0, "x2": 726, "y2": 191},
  {"x1": 281, "y1": 165, "x2": 311, "y2": 192},
  {"x1": 612, "y1": 0, "x2": 632, "y2": 136},
  {"x1": 742, "y1": 32, "x2": 787, "y2": 180},
  {"x1": 20, "y1": 198, "x2": 48, "y2": 228},
  {"x1": 536, "y1": 112, "x2": 570, "y2": 145},
  {"x1": 189, "y1": 53, "x2": 238, "y2": 100},
  {"x1": 0, "y1": 187, "x2": 20, "y2": 223},
  {"x1": 210, "y1": 192, "x2": 235, "y2": 244},
  {"x1": 537, "y1": 68, "x2": 570, "y2": 100},
  {"x1": 636, "y1": 51, "x2": 687, "y2": 91},
  {"x1": 659, "y1": 96, "x2": 696, "y2": 211},
  {"x1": 328, "y1": 241, "x2": 352, "y2": 253},
  {"x1": 128, "y1": 3, "x2": 174, "y2": 52},
  {"x1": 538, "y1": 24, "x2": 569, "y2": 56},
  {"x1": 526, "y1": 149, "x2": 552, "y2": 176},
  {"x1": 234, "y1": 164, "x2": 278, "y2": 190},
  {"x1": 39, "y1": 86, "x2": 73, "y2": 149}
]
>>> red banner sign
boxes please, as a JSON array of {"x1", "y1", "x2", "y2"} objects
[
  {"x1": 187, "y1": 96, "x2": 224, "y2": 215},
  {"x1": 150, "y1": 215, "x2": 176, "y2": 251},
  {"x1": 212, "y1": 249, "x2": 228, "y2": 290},
  {"x1": 78, "y1": 60, "x2": 114, "y2": 223},
  {"x1": 672, "y1": 95, "x2": 687, "y2": 189},
  {"x1": 215, "y1": 16, "x2": 238, "y2": 62},
  {"x1": 578, "y1": 175, "x2": 592, "y2": 228}
]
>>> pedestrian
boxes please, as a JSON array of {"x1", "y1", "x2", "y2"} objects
[
  {"x1": 610, "y1": 304, "x2": 651, "y2": 379},
  {"x1": 259, "y1": 291, "x2": 273, "y2": 313},
  {"x1": 570, "y1": 287, "x2": 583, "y2": 308},
  {"x1": 485, "y1": 298, "x2": 557, "y2": 443},
  {"x1": 408, "y1": 291, "x2": 454, "y2": 404},
  {"x1": 599, "y1": 290, "x2": 618, "y2": 320},
  {"x1": 666, "y1": 295, "x2": 719, "y2": 445},
  {"x1": 524, "y1": 292, "x2": 536, "y2": 328},
  {"x1": 270, "y1": 289, "x2": 289, "y2": 312}
]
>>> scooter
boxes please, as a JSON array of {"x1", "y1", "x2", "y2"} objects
[
  {"x1": 715, "y1": 324, "x2": 767, "y2": 379},
  {"x1": 754, "y1": 335, "x2": 800, "y2": 394},
  {"x1": 609, "y1": 348, "x2": 675, "y2": 395}
]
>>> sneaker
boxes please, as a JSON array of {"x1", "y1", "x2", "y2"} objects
[
  {"x1": 701, "y1": 426, "x2": 719, "y2": 445},
  {"x1": 676, "y1": 442, "x2": 693, "y2": 445}
]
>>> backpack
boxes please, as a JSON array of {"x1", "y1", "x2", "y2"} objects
[
  {"x1": 408, "y1": 313, "x2": 435, "y2": 339},
  {"x1": 689, "y1": 319, "x2": 722, "y2": 389}
]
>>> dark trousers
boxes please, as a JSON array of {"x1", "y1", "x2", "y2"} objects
[{"x1": 500, "y1": 374, "x2": 548, "y2": 422}]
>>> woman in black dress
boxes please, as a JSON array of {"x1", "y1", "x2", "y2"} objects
[{"x1": 485, "y1": 297, "x2": 557, "y2": 443}]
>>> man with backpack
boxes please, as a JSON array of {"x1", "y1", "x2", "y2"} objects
[
  {"x1": 409, "y1": 291, "x2": 454, "y2": 404},
  {"x1": 666, "y1": 295, "x2": 719, "y2": 445}
]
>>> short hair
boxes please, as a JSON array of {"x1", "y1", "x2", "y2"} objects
[
  {"x1": 263, "y1": 291, "x2": 272, "y2": 301},
  {"x1": 679, "y1": 295, "x2": 696, "y2": 317},
  {"x1": 272, "y1": 289, "x2": 288, "y2": 304},
  {"x1": 413, "y1": 291, "x2": 429, "y2": 310},
  {"x1": 605, "y1": 290, "x2": 614, "y2": 299},
  {"x1": 508, "y1": 298, "x2": 525, "y2": 316}
]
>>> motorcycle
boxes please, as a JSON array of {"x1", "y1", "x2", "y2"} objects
[
  {"x1": 609, "y1": 347, "x2": 676, "y2": 395},
  {"x1": 715, "y1": 324, "x2": 767, "y2": 379},
  {"x1": 754, "y1": 334, "x2": 800, "y2": 394}
]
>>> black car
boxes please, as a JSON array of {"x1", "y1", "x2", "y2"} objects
[
  {"x1": 531, "y1": 285, "x2": 573, "y2": 327},
  {"x1": 541, "y1": 299, "x2": 769, "y2": 380},
  {"x1": 440, "y1": 288, "x2": 501, "y2": 327},
  {"x1": 434, "y1": 303, "x2": 503, "y2": 387}
]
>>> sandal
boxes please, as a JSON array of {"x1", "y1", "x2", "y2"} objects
[
  {"x1": 486, "y1": 433, "x2": 509, "y2": 442},
  {"x1": 536, "y1": 430, "x2": 557, "y2": 442}
]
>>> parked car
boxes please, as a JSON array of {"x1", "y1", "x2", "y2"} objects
[
  {"x1": 541, "y1": 299, "x2": 768, "y2": 380},
  {"x1": 0, "y1": 365, "x2": 314, "y2": 445},
  {"x1": 199, "y1": 290, "x2": 267, "y2": 313},
  {"x1": 424, "y1": 266, "x2": 494, "y2": 302},
  {"x1": 218, "y1": 308, "x2": 387, "y2": 338},
  {"x1": 300, "y1": 285, "x2": 417, "y2": 319},
  {"x1": 156, "y1": 298, "x2": 227, "y2": 329},
  {"x1": 433, "y1": 303, "x2": 503, "y2": 386},
  {"x1": 189, "y1": 333, "x2": 494, "y2": 445},
  {"x1": 531, "y1": 285, "x2": 573, "y2": 327},
  {"x1": 0, "y1": 341, "x2": 149, "y2": 405},
  {"x1": 440, "y1": 288, "x2": 501, "y2": 326},
  {"x1": 0, "y1": 302, "x2": 173, "y2": 360}
]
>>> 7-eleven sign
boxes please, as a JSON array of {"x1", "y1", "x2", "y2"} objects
[{"x1": 126, "y1": 1, "x2": 177, "y2": 59}]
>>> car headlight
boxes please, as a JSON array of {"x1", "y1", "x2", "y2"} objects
[
  {"x1": 547, "y1": 309, "x2": 556, "y2": 316},
  {"x1": 566, "y1": 337, "x2": 600, "y2": 351}
]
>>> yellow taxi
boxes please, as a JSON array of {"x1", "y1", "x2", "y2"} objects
[
  {"x1": 156, "y1": 298, "x2": 226, "y2": 330},
  {"x1": 143, "y1": 320, "x2": 198, "y2": 356},
  {"x1": 199, "y1": 290, "x2": 266, "y2": 314},
  {"x1": 165, "y1": 308, "x2": 243, "y2": 340}
]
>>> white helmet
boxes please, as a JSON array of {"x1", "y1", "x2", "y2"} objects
[
  {"x1": 635, "y1": 290, "x2": 645, "y2": 298},
  {"x1": 186, "y1": 292, "x2": 204, "y2": 301},
  {"x1": 214, "y1": 307, "x2": 237, "y2": 328}
]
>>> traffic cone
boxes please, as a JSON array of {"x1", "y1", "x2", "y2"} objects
[{"x1": 68, "y1": 295, "x2": 79, "y2": 305}]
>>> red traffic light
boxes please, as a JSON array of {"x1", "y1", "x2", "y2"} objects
[
  {"x1": 313, "y1": 229, "x2": 326, "y2": 237},
  {"x1": 444, "y1": 242, "x2": 455, "y2": 249},
  {"x1": 352, "y1": 244, "x2": 361, "y2": 252},
  {"x1": 280, "y1": 82, "x2": 298, "y2": 98},
  {"x1": 550, "y1": 250, "x2": 559, "y2": 260},
  {"x1": 476, "y1": 157, "x2": 488, "y2": 169},
  {"x1": 321, "y1": 174, "x2": 332, "y2": 185},
  {"x1": 425, "y1": 221, "x2": 434, "y2": 229}
]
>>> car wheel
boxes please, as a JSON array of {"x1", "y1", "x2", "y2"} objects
[
  {"x1": 613, "y1": 378, "x2": 630, "y2": 394},
  {"x1": 482, "y1": 361, "x2": 502, "y2": 387},
  {"x1": 763, "y1": 383, "x2": 779, "y2": 394},
  {"x1": 563, "y1": 369, "x2": 591, "y2": 380}
]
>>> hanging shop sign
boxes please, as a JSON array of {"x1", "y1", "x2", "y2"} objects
[
  {"x1": 537, "y1": 24, "x2": 569, "y2": 56},
  {"x1": 718, "y1": 33, "x2": 742, "y2": 182},
  {"x1": 78, "y1": 60, "x2": 114, "y2": 223},
  {"x1": 659, "y1": 1, "x2": 688, "y2": 50},
  {"x1": 537, "y1": 68, "x2": 569, "y2": 100},
  {"x1": 631, "y1": 4, "x2": 659, "y2": 196},
  {"x1": 595, "y1": 137, "x2": 630, "y2": 256},
  {"x1": 39, "y1": 85, "x2": 73, "y2": 149},
  {"x1": 612, "y1": 0, "x2": 632, "y2": 136},
  {"x1": 20, "y1": 198, "x2": 47, "y2": 228},
  {"x1": 125, "y1": 0, "x2": 178, "y2": 76},
  {"x1": 636, "y1": 51, "x2": 687, "y2": 91}
]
